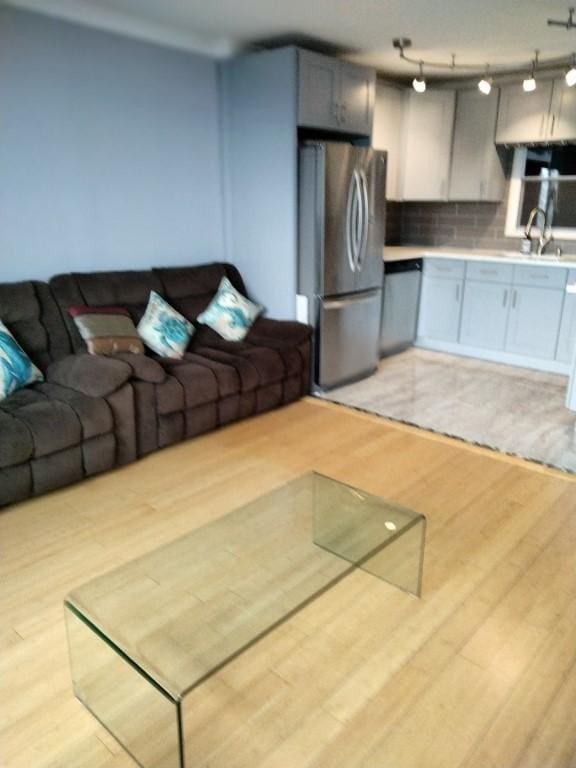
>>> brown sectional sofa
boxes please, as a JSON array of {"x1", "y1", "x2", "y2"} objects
[{"x1": 0, "y1": 263, "x2": 312, "y2": 507}]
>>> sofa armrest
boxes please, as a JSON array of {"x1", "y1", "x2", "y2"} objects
[
  {"x1": 46, "y1": 354, "x2": 133, "y2": 398},
  {"x1": 247, "y1": 318, "x2": 313, "y2": 347},
  {"x1": 111, "y1": 353, "x2": 167, "y2": 384}
]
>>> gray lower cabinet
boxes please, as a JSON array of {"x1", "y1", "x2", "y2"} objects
[
  {"x1": 505, "y1": 286, "x2": 564, "y2": 359},
  {"x1": 415, "y1": 257, "x2": 571, "y2": 372},
  {"x1": 460, "y1": 280, "x2": 509, "y2": 350},
  {"x1": 417, "y1": 274, "x2": 463, "y2": 343},
  {"x1": 556, "y1": 293, "x2": 576, "y2": 364}
]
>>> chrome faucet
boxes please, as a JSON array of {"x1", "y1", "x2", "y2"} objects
[
  {"x1": 524, "y1": 206, "x2": 553, "y2": 257},
  {"x1": 537, "y1": 217, "x2": 553, "y2": 257}
]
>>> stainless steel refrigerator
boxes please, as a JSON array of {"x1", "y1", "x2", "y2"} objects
[{"x1": 298, "y1": 141, "x2": 386, "y2": 390}]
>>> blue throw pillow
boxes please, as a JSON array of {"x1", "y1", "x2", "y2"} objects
[
  {"x1": 0, "y1": 319, "x2": 43, "y2": 401},
  {"x1": 137, "y1": 291, "x2": 194, "y2": 359},
  {"x1": 197, "y1": 277, "x2": 262, "y2": 341}
]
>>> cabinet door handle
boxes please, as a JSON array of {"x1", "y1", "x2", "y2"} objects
[
  {"x1": 540, "y1": 113, "x2": 545, "y2": 138},
  {"x1": 333, "y1": 101, "x2": 341, "y2": 125},
  {"x1": 502, "y1": 289, "x2": 508, "y2": 307},
  {"x1": 511, "y1": 289, "x2": 517, "y2": 309},
  {"x1": 550, "y1": 114, "x2": 555, "y2": 137}
]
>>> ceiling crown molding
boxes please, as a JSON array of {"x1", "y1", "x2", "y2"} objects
[{"x1": 3, "y1": 0, "x2": 234, "y2": 57}]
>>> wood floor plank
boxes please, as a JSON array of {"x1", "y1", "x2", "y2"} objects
[{"x1": 2, "y1": 398, "x2": 576, "y2": 767}]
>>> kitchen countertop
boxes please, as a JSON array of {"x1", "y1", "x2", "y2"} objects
[{"x1": 384, "y1": 245, "x2": 576, "y2": 270}]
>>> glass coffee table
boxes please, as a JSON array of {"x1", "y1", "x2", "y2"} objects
[{"x1": 65, "y1": 472, "x2": 426, "y2": 768}]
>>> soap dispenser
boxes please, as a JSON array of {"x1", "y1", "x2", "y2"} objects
[{"x1": 520, "y1": 235, "x2": 532, "y2": 255}]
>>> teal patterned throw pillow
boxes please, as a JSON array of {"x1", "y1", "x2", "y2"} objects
[
  {"x1": 197, "y1": 277, "x2": 262, "y2": 341},
  {"x1": 0, "y1": 319, "x2": 43, "y2": 401},
  {"x1": 137, "y1": 291, "x2": 194, "y2": 359}
]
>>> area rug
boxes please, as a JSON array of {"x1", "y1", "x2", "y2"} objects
[{"x1": 317, "y1": 348, "x2": 576, "y2": 474}]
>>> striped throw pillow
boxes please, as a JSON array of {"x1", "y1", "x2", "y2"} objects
[{"x1": 69, "y1": 306, "x2": 144, "y2": 356}]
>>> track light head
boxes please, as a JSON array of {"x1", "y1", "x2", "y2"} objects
[
  {"x1": 523, "y1": 76, "x2": 536, "y2": 92},
  {"x1": 523, "y1": 50, "x2": 538, "y2": 92},
  {"x1": 566, "y1": 54, "x2": 576, "y2": 86},
  {"x1": 413, "y1": 60, "x2": 426, "y2": 93},
  {"x1": 478, "y1": 66, "x2": 492, "y2": 95}
]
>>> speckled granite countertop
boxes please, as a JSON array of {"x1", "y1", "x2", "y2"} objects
[{"x1": 384, "y1": 245, "x2": 576, "y2": 270}]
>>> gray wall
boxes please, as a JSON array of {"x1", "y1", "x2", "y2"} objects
[
  {"x1": 221, "y1": 48, "x2": 298, "y2": 319},
  {"x1": 0, "y1": 8, "x2": 225, "y2": 282}
]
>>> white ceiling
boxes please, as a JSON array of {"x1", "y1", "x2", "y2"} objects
[{"x1": 6, "y1": 0, "x2": 576, "y2": 79}]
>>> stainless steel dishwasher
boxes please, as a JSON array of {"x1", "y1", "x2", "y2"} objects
[{"x1": 379, "y1": 258, "x2": 422, "y2": 356}]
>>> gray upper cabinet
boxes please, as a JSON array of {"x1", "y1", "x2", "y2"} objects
[
  {"x1": 448, "y1": 89, "x2": 504, "y2": 202},
  {"x1": 401, "y1": 91, "x2": 455, "y2": 200},
  {"x1": 495, "y1": 81, "x2": 555, "y2": 144},
  {"x1": 549, "y1": 77, "x2": 576, "y2": 142},
  {"x1": 298, "y1": 50, "x2": 341, "y2": 131},
  {"x1": 372, "y1": 83, "x2": 405, "y2": 200},
  {"x1": 298, "y1": 50, "x2": 375, "y2": 136},
  {"x1": 338, "y1": 61, "x2": 375, "y2": 135}
]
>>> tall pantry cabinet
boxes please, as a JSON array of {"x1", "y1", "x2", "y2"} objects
[{"x1": 220, "y1": 47, "x2": 375, "y2": 320}]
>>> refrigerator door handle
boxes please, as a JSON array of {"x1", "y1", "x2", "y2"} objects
[
  {"x1": 345, "y1": 171, "x2": 358, "y2": 273},
  {"x1": 322, "y1": 290, "x2": 380, "y2": 311},
  {"x1": 356, "y1": 170, "x2": 369, "y2": 272}
]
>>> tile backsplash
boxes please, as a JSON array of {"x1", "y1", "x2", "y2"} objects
[{"x1": 386, "y1": 185, "x2": 573, "y2": 256}]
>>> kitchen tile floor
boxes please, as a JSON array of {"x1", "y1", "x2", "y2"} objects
[{"x1": 319, "y1": 348, "x2": 576, "y2": 473}]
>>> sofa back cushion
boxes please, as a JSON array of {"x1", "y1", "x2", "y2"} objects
[
  {"x1": 51, "y1": 271, "x2": 164, "y2": 353},
  {"x1": 50, "y1": 264, "x2": 249, "y2": 353},
  {"x1": 153, "y1": 264, "x2": 248, "y2": 320},
  {"x1": 0, "y1": 281, "x2": 71, "y2": 370}
]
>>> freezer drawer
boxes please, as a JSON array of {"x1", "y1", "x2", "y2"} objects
[{"x1": 317, "y1": 289, "x2": 381, "y2": 390}]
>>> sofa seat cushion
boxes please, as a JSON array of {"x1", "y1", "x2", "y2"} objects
[
  {"x1": 0, "y1": 384, "x2": 113, "y2": 468},
  {"x1": 112, "y1": 352, "x2": 167, "y2": 384},
  {"x1": 37, "y1": 383, "x2": 114, "y2": 440},
  {"x1": 247, "y1": 317, "x2": 313, "y2": 348},
  {"x1": 0, "y1": 411, "x2": 33, "y2": 468},
  {"x1": 205, "y1": 335, "x2": 305, "y2": 379},
  {"x1": 156, "y1": 352, "x2": 243, "y2": 413},
  {"x1": 193, "y1": 343, "x2": 286, "y2": 388}
]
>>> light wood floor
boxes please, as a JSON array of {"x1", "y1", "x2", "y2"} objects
[{"x1": 2, "y1": 397, "x2": 576, "y2": 768}]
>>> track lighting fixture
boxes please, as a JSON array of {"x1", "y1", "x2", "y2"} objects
[
  {"x1": 393, "y1": 38, "x2": 573, "y2": 94},
  {"x1": 412, "y1": 61, "x2": 426, "y2": 93},
  {"x1": 548, "y1": 7, "x2": 576, "y2": 29}
]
